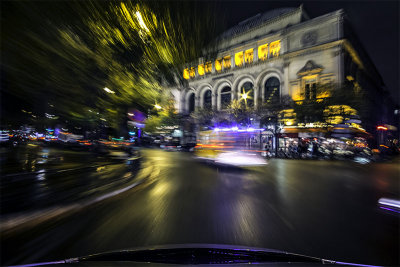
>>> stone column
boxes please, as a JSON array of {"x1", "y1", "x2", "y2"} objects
[
  {"x1": 254, "y1": 46, "x2": 258, "y2": 63},
  {"x1": 337, "y1": 47, "x2": 344, "y2": 85},
  {"x1": 195, "y1": 95, "x2": 200, "y2": 110},
  {"x1": 254, "y1": 86, "x2": 259, "y2": 109},
  {"x1": 212, "y1": 60, "x2": 216, "y2": 74},
  {"x1": 283, "y1": 61, "x2": 290, "y2": 97},
  {"x1": 212, "y1": 93, "x2": 218, "y2": 110}
]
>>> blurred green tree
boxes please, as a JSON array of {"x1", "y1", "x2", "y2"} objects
[{"x1": 1, "y1": 1, "x2": 222, "y2": 135}]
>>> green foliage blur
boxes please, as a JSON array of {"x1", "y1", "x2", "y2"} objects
[{"x1": 1, "y1": 1, "x2": 223, "y2": 135}]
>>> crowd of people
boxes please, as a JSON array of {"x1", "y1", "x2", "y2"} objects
[{"x1": 263, "y1": 137, "x2": 399, "y2": 161}]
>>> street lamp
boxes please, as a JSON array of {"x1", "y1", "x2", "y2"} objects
[
  {"x1": 154, "y1": 104, "x2": 162, "y2": 110},
  {"x1": 240, "y1": 87, "x2": 252, "y2": 108},
  {"x1": 240, "y1": 89, "x2": 249, "y2": 100},
  {"x1": 103, "y1": 87, "x2": 115, "y2": 94}
]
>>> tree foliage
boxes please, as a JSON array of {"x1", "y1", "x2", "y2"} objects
[{"x1": 1, "y1": 1, "x2": 222, "y2": 133}]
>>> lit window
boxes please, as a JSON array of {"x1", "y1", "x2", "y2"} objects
[
  {"x1": 198, "y1": 64, "x2": 205, "y2": 76},
  {"x1": 269, "y1": 40, "x2": 281, "y2": 57},
  {"x1": 223, "y1": 56, "x2": 231, "y2": 69},
  {"x1": 183, "y1": 68, "x2": 190, "y2": 79},
  {"x1": 258, "y1": 44, "x2": 268, "y2": 60},
  {"x1": 244, "y1": 49, "x2": 253, "y2": 64},
  {"x1": 205, "y1": 62, "x2": 212, "y2": 74},
  {"x1": 220, "y1": 86, "x2": 231, "y2": 109},
  {"x1": 235, "y1": 51, "x2": 243, "y2": 67},
  {"x1": 190, "y1": 67, "x2": 195, "y2": 78},
  {"x1": 215, "y1": 59, "x2": 222, "y2": 72},
  {"x1": 265, "y1": 77, "x2": 280, "y2": 103},
  {"x1": 303, "y1": 76, "x2": 317, "y2": 100}
]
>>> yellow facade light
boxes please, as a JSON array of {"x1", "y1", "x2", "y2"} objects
[
  {"x1": 258, "y1": 44, "x2": 268, "y2": 60},
  {"x1": 317, "y1": 90, "x2": 331, "y2": 99},
  {"x1": 285, "y1": 120, "x2": 294, "y2": 126},
  {"x1": 215, "y1": 59, "x2": 222, "y2": 72},
  {"x1": 198, "y1": 64, "x2": 205, "y2": 76},
  {"x1": 189, "y1": 67, "x2": 195, "y2": 78},
  {"x1": 205, "y1": 62, "x2": 212, "y2": 74},
  {"x1": 245, "y1": 49, "x2": 253, "y2": 64},
  {"x1": 183, "y1": 68, "x2": 190, "y2": 79},
  {"x1": 235, "y1": 51, "x2": 243, "y2": 67},
  {"x1": 269, "y1": 40, "x2": 281, "y2": 57},
  {"x1": 223, "y1": 56, "x2": 231, "y2": 69}
]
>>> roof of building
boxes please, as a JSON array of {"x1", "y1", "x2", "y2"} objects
[{"x1": 220, "y1": 7, "x2": 298, "y2": 39}]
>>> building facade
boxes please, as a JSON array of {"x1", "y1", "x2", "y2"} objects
[{"x1": 170, "y1": 5, "x2": 392, "y2": 145}]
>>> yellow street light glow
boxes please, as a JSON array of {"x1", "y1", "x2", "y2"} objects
[
  {"x1": 154, "y1": 104, "x2": 162, "y2": 110},
  {"x1": 135, "y1": 11, "x2": 149, "y2": 32},
  {"x1": 127, "y1": 113, "x2": 134, "y2": 116},
  {"x1": 104, "y1": 87, "x2": 115, "y2": 94}
]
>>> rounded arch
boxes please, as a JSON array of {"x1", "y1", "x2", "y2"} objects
[
  {"x1": 255, "y1": 69, "x2": 283, "y2": 101},
  {"x1": 264, "y1": 77, "x2": 281, "y2": 104},
  {"x1": 255, "y1": 68, "x2": 284, "y2": 88},
  {"x1": 220, "y1": 86, "x2": 232, "y2": 110},
  {"x1": 197, "y1": 83, "x2": 213, "y2": 109},
  {"x1": 232, "y1": 74, "x2": 255, "y2": 99},
  {"x1": 241, "y1": 81, "x2": 255, "y2": 108},
  {"x1": 184, "y1": 87, "x2": 196, "y2": 114},
  {"x1": 202, "y1": 89, "x2": 212, "y2": 109},
  {"x1": 214, "y1": 79, "x2": 233, "y2": 111},
  {"x1": 213, "y1": 79, "x2": 232, "y2": 95}
]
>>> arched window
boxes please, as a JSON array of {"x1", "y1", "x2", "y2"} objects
[
  {"x1": 188, "y1": 93, "x2": 195, "y2": 113},
  {"x1": 241, "y1": 82, "x2": 254, "y2": 107},
  {"x1": 220, "y1": 86, "x2": 231, "y2": 109},
  {"x1": 265, "y1": 77, "x2": 280, "y2": 103},
  {"x1": 203, "y1": 90, "x2": 212, "y2": 109}
]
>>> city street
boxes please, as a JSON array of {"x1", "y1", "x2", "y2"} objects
[{"x1": 1, "y1": 149, "x2": 399, "y2": 266}]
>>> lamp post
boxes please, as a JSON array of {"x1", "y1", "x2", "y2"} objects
[
  {"x1": 103, "y1": 87, "x2": 115, "y2": 94},
  {"x1": 240, "y1": 88, "x2": 249, "y2": 108}
]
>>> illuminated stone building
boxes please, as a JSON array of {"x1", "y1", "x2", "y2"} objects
[{"x1": 171, "y1": 6, "x2": 390, "y2": 144}]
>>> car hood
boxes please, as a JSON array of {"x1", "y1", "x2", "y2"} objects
[{"x1": 10, "y1": 244, "x2": 381, "y2": 267}]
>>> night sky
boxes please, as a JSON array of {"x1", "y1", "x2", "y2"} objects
[
  {"x1": 1, "y1": 0, "x2": 398, "y2": 123},
  {"x1": 219, "y1": 0, "x2": 399, "y2": 104}
]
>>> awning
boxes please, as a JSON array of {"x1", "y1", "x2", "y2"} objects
[
  {"x1": 281, "y1": 127, "x2": 327, "y2": 138},
  {"x1": 282, "y1": 127, "x2": 328, "y2": 133}
]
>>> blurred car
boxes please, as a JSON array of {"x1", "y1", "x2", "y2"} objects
[
  {"x1": 0, "y1": 130, "x2": 10, "y2": 145},
  {"x1": 214, "y1": 151, "x2": 267, "y2": 167},
  {"x1": 161, "y1": 141, "x2": 181, "y2": 151}
]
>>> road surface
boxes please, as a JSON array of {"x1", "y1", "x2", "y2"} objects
[{"x1": 1, "y1": 149, "x2": 399, "y2": 266}]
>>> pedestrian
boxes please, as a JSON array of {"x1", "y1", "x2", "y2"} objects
[
  {"x1": 297, "y1": 142, "x2": 302, "y2": 157},
  {"x1": 312, "y1": 141, "x2": 319, "y2": 158}
]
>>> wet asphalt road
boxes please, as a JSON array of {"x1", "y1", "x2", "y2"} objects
[{"x1": 1, "y1": 149, "x2": 399, "y2": 266}]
